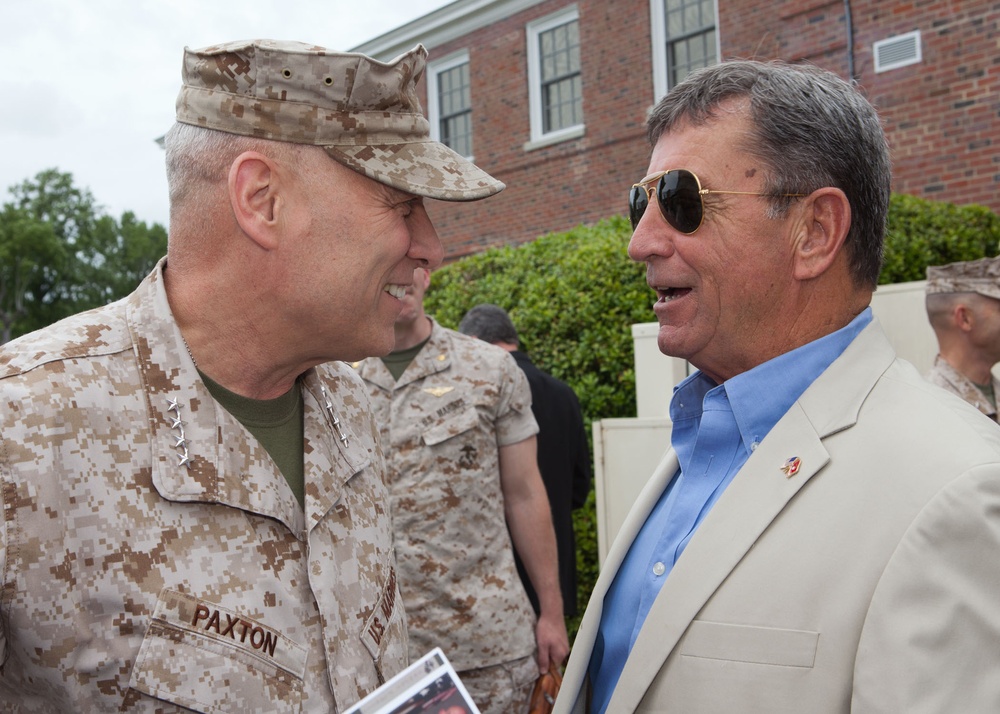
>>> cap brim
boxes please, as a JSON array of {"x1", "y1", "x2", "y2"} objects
[{"x1": 324, "y1": 141, "x2": 504, "y2": 202}]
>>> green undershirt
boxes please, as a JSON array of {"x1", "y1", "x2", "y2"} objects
[
  {"x1": 974, "y1": 379, "x2": 997, "y2": 410},
  {"x1": 381, "y1": 337, "x2": 430, "y2": 381},
  {"x1": 199, "y1": 371, "x2": 305, "y2": 507}
]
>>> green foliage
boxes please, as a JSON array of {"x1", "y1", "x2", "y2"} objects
[
  {"x1": 426, "y1": 215, "x2": 654, "y2": 425},
  {"x1": 0, "y1": 169, "x2": 167, "y2": 342},
  {"x1": 881, "y1": 194, "x2": 1000, "y2": 284},
  {"x1": 0, "y1": 205, "x2": 66, "y2": 344},
  {"x1": 102, "y1": 211, "x2": 170, "y2": 301},
  {"x1": 424, "y1": 195, "x2": 1000, "y2": 643},
  {"x1": 569, "y1": 489, "x2": 601, "y2": 641}
]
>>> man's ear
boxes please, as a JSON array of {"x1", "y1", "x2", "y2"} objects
[
  {"x1": 792, "y1": 187, "x2": 852, "y2": 281},
  {"x1": 228, "y1": 151, "x2": 282, "y2": 251},
  {"x1": 954, "y1": 302, "x2": 975, "y2": 332}
]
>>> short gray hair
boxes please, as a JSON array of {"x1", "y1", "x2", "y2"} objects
[
  {"x1": 163, "y1": 122, "x2": 304, "y2": 211},
  {"x1": 458, "y1": 304, "x2": 519, "y2": 345},
  {"x1": 647, "y1": 60, "x2": 890, "y2": 289}
]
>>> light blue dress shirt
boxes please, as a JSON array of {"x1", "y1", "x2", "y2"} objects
[{"x1": 587, "y1": 308, "x2": 873, "y2": 713}]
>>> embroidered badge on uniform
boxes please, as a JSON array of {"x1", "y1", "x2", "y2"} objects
[{"x1": 459, "y1": 444, "x2": 477, "y2": 469}]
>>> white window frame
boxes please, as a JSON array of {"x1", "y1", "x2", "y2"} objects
[
  {"x1": 525, "y1": 5, "x2": 584, "y2": 150},
  {"x1": 427, "y1": 50, "x2": 473, "y2": 159},
  {"x1": 650, "y1": 0, "x2": 721, "y2": 101}
]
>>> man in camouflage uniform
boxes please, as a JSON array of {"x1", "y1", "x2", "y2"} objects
[
  {"x1": 458, "y1": 304, "x2": 592, "y2": 620},
  {"x1": 355, "y1": 268, "x2": 570, "y2": 714},
  {"x1": 925, "y1": 256, "x2": 1000, "y2": 422},
  {"x1": 0, "y1": 40, "x2": 503, "y2": 711}
]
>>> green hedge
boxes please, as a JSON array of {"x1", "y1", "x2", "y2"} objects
[
  {"x1": 427, "y1": 215, "x2": 654, "y2": 423},
  {"x1": 880, "y1": 194, "x2": 1000, "y2": 283},
  {"x1": 424, "y1": 195, "x2": 1000, "y2": 642}
]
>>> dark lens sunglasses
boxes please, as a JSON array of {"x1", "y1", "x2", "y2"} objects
[{"x1": 628, "y1": 169, "x2": 804, "y2": 234}]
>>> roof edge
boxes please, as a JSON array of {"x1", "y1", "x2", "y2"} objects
[{"x1": 351, "y1": 0, "x2": 550, "y2": 60}]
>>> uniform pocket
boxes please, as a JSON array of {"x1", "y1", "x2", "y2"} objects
[
  {"x1": 128, "y1": 589, "x2": 307, "y2": 713},
  {"x1": 677, "y1": 620, "x2": 818, "y2": 668},
  {"x1": 421, "y1": 406, "x2": 480, "y2": 447}
]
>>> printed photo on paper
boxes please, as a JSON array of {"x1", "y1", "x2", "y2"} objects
[{"x1": 344, "y1": 647, "x2": 481, "y2": 714}]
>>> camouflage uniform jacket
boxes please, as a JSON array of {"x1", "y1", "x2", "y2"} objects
[
  {"x1": 926, "y1": 354, "x2": 1000, "y2": 423},
  {"x1": 0, "y1": 261, "x2": 406, "y2": 712},
  {"x1": 355, "y1": 320, "x2": 538, "y2": 672}
]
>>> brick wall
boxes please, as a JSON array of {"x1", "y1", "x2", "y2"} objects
[
  {"x1": 405, "y1": 0, "x2": 999, "y2": 261},
  {"x1": 724, "y1": 0, "x2": 999, "y2": 213},
  {"x1": 418, "y1": 0, "x2": 654, "y2": 260},
  {"x1": 854, "y1": 1, "x2": 999, "y2": 209}
]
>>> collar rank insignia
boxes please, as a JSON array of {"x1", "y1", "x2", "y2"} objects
[
  {"x1": 320, "y1": 386, "x2": 349, "y2": 447},
  {"x1": 780, "y1": 456, "x2": 802, "y2": 478},
  {"x1": 166, "y1": 397, "x2": 192, "y2": 469},
  {"x1": 423, "y1": 386, "x2": 454, "y2": 397}
]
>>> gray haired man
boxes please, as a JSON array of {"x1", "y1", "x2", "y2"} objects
[
  {"x1": 0, "y1": 40, "x2": 502, "y2": 711},
  {"x1": 556, "y1": 58, "x2": 1000, "y2": 714}
]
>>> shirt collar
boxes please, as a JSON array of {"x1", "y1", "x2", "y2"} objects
[{"x1": 670, "y1": 307, "x2": 873, "y2": 455}]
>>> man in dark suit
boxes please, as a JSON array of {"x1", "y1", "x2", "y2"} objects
[{"x1": 459, "y1": 303, "x2": 592, "y2": 617}]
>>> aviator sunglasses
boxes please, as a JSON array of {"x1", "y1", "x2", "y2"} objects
[{"x1": 629, "y1": 169, "x2": 804, "y2": 234}]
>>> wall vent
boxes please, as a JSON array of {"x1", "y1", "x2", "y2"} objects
[{"x1": 874, "y1": 30, "x2": 922, "y2": 73}]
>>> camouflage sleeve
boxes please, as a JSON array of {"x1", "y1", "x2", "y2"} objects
[{"x1": 495, "y1": 350, "x2": 539, "y2": 447}]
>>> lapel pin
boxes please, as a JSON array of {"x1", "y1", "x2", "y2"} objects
[
  {"x1": 780, "y1": 456, "x2": 802, "y2": 478},
  {"x1": 423, "y1": 386, "x2": 454, "y2": 397}
]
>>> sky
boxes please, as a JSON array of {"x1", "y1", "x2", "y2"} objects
[{"x1": 0, "y1": 0, "x2": 452, "y2": 229}]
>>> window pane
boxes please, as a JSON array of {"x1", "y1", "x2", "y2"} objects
[
  {"x1": 538, "y1": 18, "x2": 582, "y2": 133},
  {"x1": 543, "y1": 53, "x2": 556, "y2": 80},
  {"x1": 543, "y1": 74, "x2": 582, "y2": 133},
  {"x1": 668, "y1": 29, "x2": 716, "y2": 87},
  {"x1": 539, "y1": 19, "x2": 579, "y2": 82},
  {"x1": 663, "y1": 0, "x2": 717, "y2": 90},
  {"x1": 436, "y1": 61, "x2": 473, "y2": 155},
  {"x1": 666, "y1": 6, "x2": 684, "y2": 36},
  {"x1": 442, "y1": 112, "x2": 472, "y2": 158}
]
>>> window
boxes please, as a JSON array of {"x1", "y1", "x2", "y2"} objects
[
  {"x1": 527, "y1": 7, "x2": 584, "y2": 147},
  {"x1": 651, "y1": 0, "x2": 719, "y2": 100},
  {"x1": 427, "y1": 51, "x2": 473, "y2": 158}
]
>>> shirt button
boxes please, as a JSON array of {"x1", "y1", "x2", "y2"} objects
[
  {"x1": 751, "y1": 441, "x2": 759, "y2": 451},
  {"x1": 652, "y1": 562, "x2": 666, "y2": 576}
]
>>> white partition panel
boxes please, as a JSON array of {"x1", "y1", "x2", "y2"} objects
[{"x1": 592, "y1": 417, "x2": 671, "y2": 565}]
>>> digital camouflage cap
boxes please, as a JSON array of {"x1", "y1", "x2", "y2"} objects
[
  {"x1": 926, "y1": 256, "x2": 1000, "y2": 301},
  {"x1": 175, "y1": 39, "x2": 504, "y2": 202}
]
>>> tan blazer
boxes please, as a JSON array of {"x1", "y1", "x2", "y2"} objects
[{"x1": 557, "y1": 320, "x2": 1000, "y2": 713}]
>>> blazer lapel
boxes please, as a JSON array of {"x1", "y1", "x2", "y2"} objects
[
  {"x1": 607, "y1": 405, "x2": 829, "y2": 711},
  {"x1": 559, "y1": 448, "x2": 680, "y2": 709}
]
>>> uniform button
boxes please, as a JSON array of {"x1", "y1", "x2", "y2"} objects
[{"x1": 652, "y1": 562, "x2": 666, "y2": 576}]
